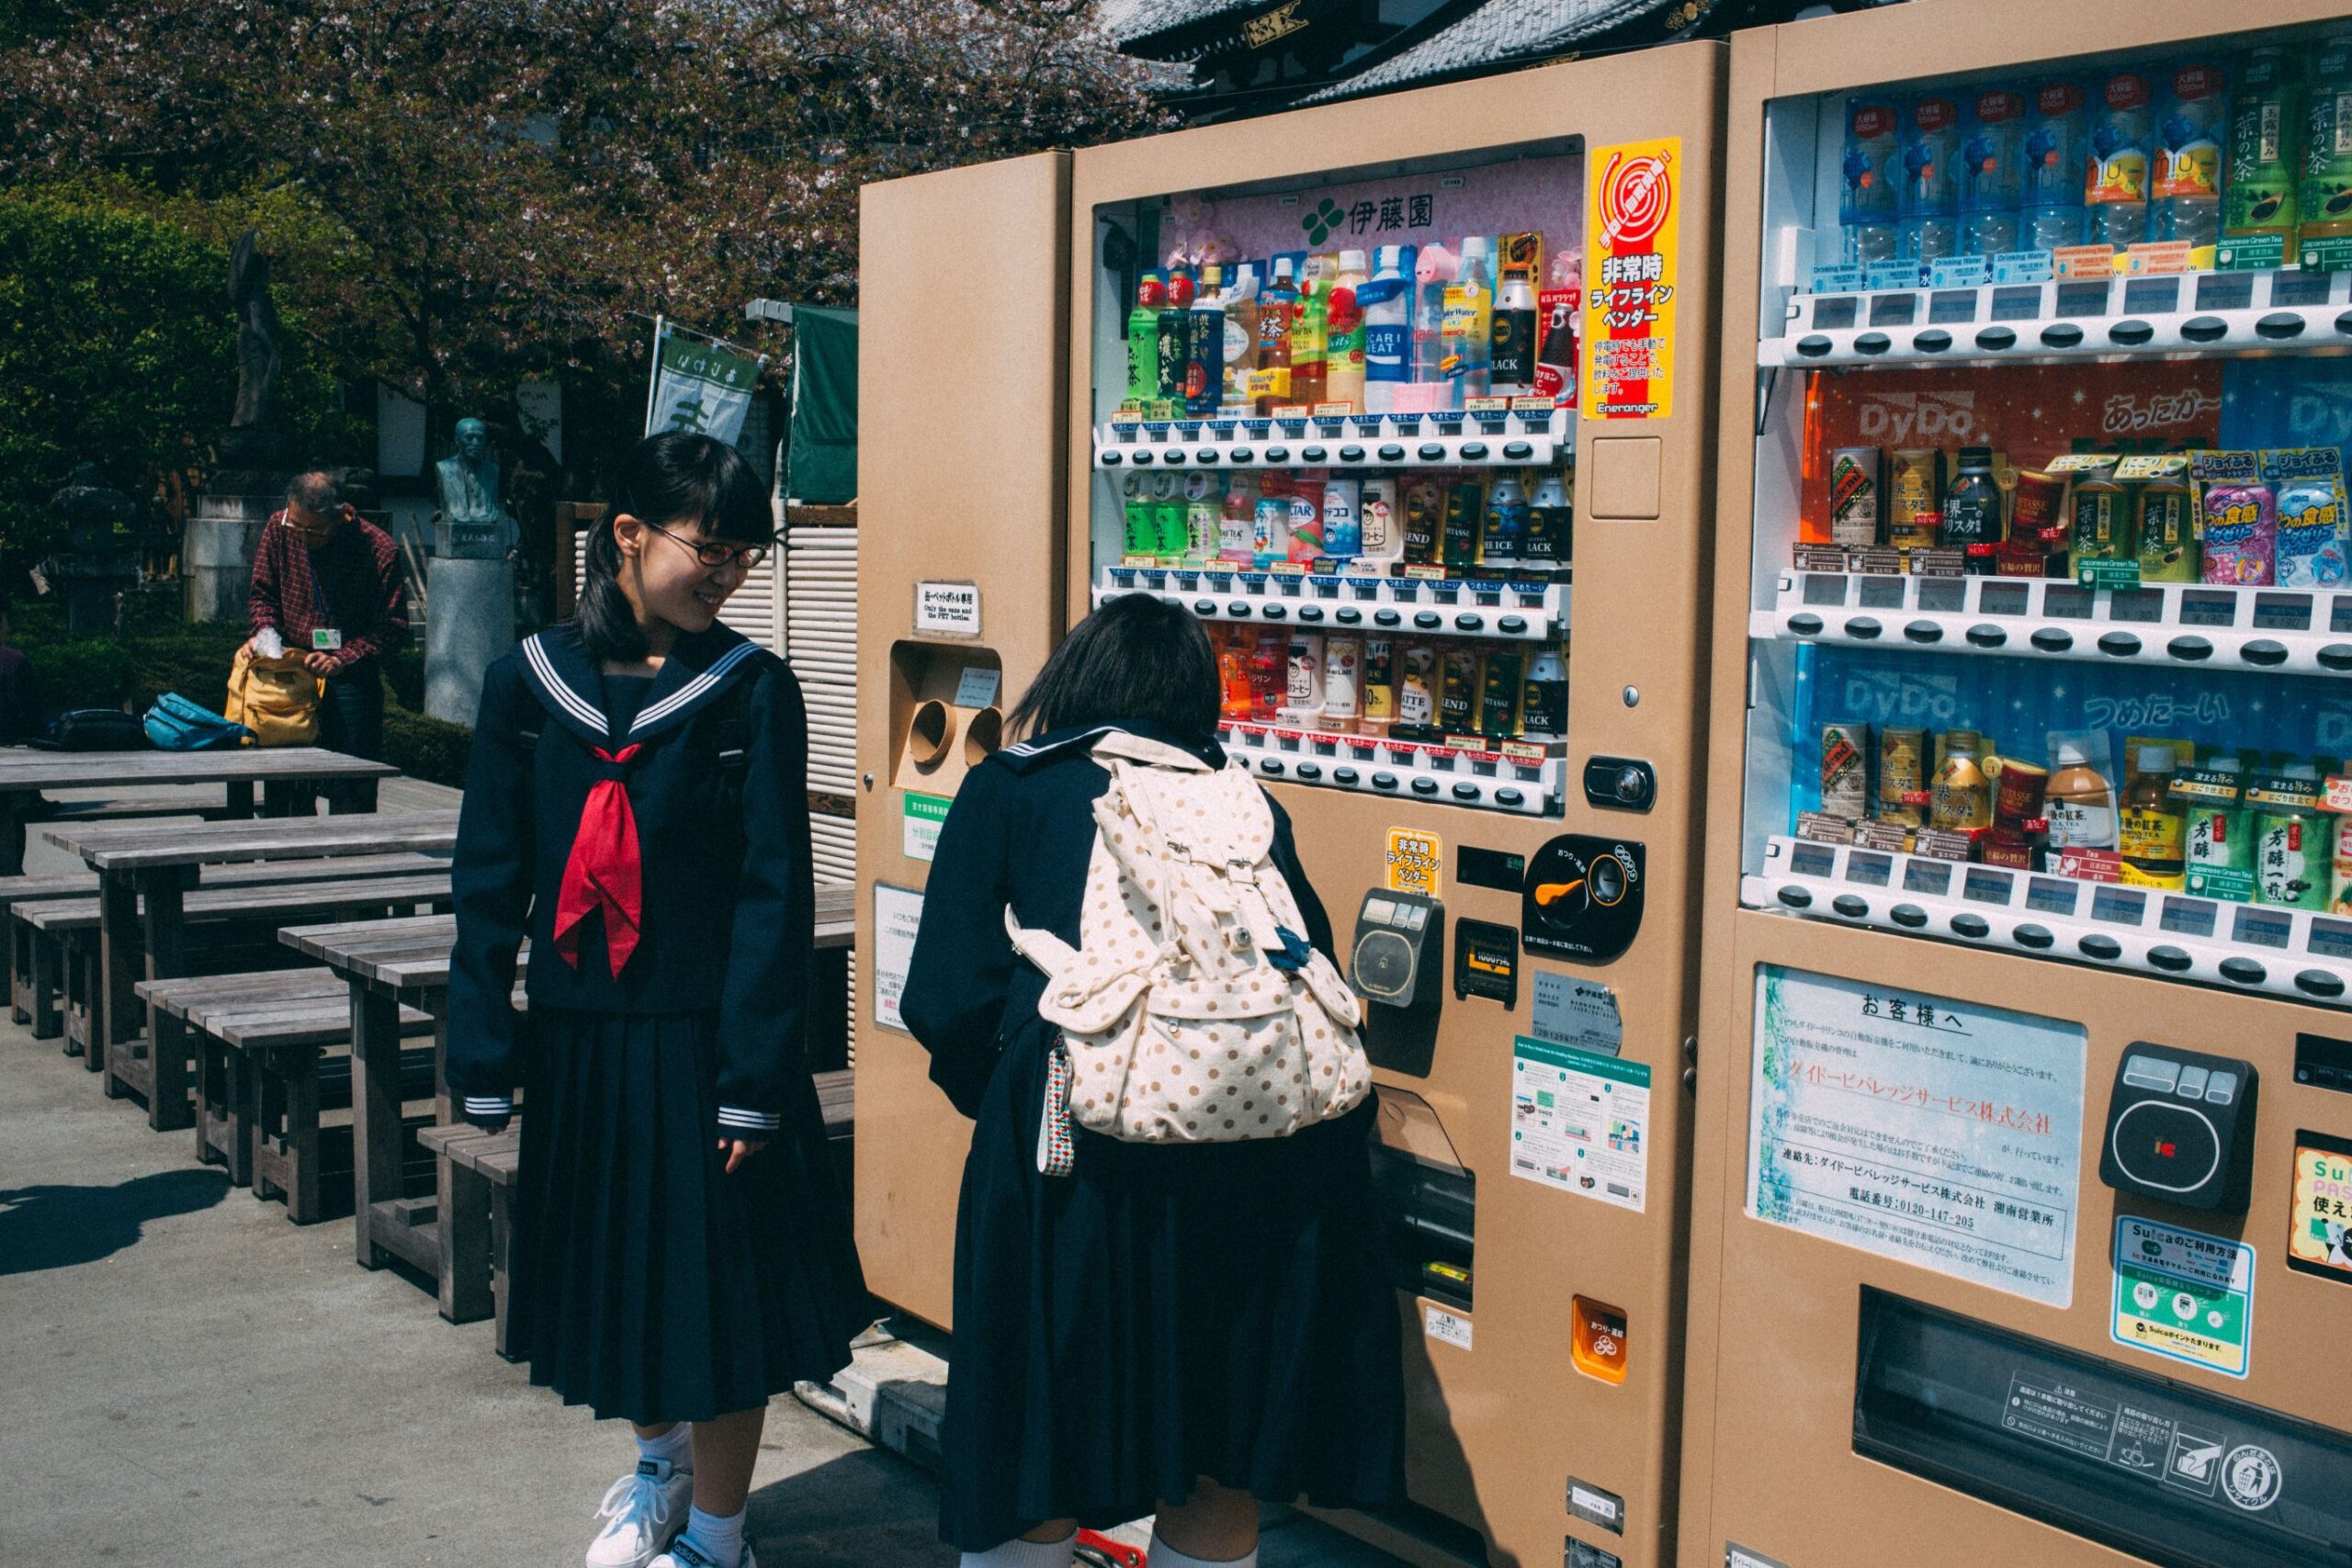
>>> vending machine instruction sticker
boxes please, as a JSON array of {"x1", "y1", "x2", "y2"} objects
[
  {"x1": 1422, "y1": 1303, "x2": 1473, "y2": 1351},
  {"x1": 1385, "y1": 827, "x2": 1442, "y2": 897},
  {"x1": 2289, "y1": 1134, "x2": 2352, "y2": 1284},
  {"x1": 1531, "y1": 970, "x2": 1623, "y2": 1057},
  {"x1": 1510, "y1": 1035, "x2": 1648, "y2": 1212},
  {"x1": 871, "y1": 883, "x2": 924, "y2": 1033},
  {"x1": 2111, "y1": 1217, "x2": 2255, "y2": 1378},
  {"x1": 953, "y1": 666, "x2": 1001, "y2": 707},
  {"x1": 902, "y1": 792, "x2": 950, "y2": 863},
  {"x1": 913, "y1": 581, "x2": 981, "y2": 637},
  {"x1": 1747, "y1": 966, "x2": 2086, "y2": 1307},
  {"x1": 1583, "y1": 139, "x2": 1678, "y2": 420}
]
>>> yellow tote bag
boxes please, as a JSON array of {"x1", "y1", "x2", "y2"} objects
[{"x1": 225, "y1": 646, "x2": 323, "y2": 747}]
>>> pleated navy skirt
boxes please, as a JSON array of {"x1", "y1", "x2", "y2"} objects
[
  {"x1": 941, "y1": 1021, "x2": 1408, "y2": 1551},
  {"x1": 510, "y1": 1009, "x2": 869, "y2": 1425}
]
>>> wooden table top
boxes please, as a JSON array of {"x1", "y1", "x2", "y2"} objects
[
  {"x1": 279, "y1": 883, "x2": 858, "y2": 995},
  {"x1": 48, "y1": 810, "x2": 461, "y2": 874},
  {"x1": 0, "y1": 745, "x2": 397, "y2": 792}
]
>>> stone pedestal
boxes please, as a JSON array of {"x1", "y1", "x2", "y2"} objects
[
  {"x1": 184, "y1": 487, "x2": 282, "y2": 623},
  {"x1": 424, "y1": 557, "x2": 515, "y2": 726}
]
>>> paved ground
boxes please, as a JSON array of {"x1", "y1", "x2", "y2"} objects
[{"x1": 1, "y1": 787, "x2": 1408, "y2": 1568}]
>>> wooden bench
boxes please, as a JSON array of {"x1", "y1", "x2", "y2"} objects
[
  {"x1": 417, "y1": 1069, "x2": 856, "y2": 1357},
  {"x1": 3, "y1": 852, "x2": 447, "y2": 1041},
  {"x1": 13, "y1": 870, "x2": 454, "y2": 1125},
  {"x1": 140, "y1": 968, "x2": 438, "y2": 1222}
]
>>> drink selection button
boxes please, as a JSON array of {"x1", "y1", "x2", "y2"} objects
[
  {"x1": 2147, "y1": 946, "x2": 2194, "y2": 973},
  {"x1": 2295, "y1": 969, "x2": 2346, "y2": 999},
  {"x1": 2219, "y1": 956, "x2": 2267, "y2": 986}
]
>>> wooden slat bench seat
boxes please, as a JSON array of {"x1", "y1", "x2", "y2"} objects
[
  {"x1": 25, "y1": 870, "x2": 455, "y2": 1124},
  {"x1": 415, "y1": 1069, "x2": 854, "y2": 1357},
  {"x1": 4, "y1": 852, "x2": 447, "y2": 1040},
  {"x1": 140, "y1": 968, "x2": 437, "y2": 1223}
]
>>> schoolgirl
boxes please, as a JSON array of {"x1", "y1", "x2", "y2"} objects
[
  {"x1": 901, "y1": 594, "x2": 1408, "y2": 1568},
  {"x1": 446, "y1": 432, "x2": 868, "y2": 1568}
]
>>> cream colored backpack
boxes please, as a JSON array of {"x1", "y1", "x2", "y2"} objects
[{"x1": 1007, "y1": 731, "x2": 1370, "y2": 1173}]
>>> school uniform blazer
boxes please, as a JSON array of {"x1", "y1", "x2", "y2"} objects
[
  {"x1": 899, "y1": 719, "x2": 1336, "y2": 1119},
  {"x1": 443, "y1": 622, "x2": 817, "y2": 1136}
]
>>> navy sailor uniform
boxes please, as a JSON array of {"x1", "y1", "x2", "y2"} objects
[
  {"x1": 901, "y1": 720, "x2": 1407, "y2": 1551},
  {"x1": 446, "y1": 622, "x2": 868, "y2": 1423}
]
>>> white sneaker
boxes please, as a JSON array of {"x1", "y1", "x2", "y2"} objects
[
  {"x1": 651, "y1": 1540, "x2": 756, "y2": 1568},
  {"x1": 587, "y1": 1457, "x2": 692, "y2": 1568}
]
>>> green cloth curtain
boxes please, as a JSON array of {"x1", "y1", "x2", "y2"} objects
[{"x1": 786, "y1": 304, "x2": 858, "y2": 505}]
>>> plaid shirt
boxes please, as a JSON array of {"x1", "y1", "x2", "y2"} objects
[{"x1": 247, "y1": 509, "x2": 409, "y2": 671}]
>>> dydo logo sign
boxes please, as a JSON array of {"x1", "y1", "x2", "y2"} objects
[{"x1": 1855, "y1": 389, "x2": 1981, "y2": 446}]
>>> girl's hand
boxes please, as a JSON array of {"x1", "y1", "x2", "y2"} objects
[{"x1": 718, "y1": 1136, "x2": 769, "y2": 1175}]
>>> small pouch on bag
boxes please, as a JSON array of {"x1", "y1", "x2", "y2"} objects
[{"x1": 1036, "y1": 1038, "x2": 1077, "y2": 1178}]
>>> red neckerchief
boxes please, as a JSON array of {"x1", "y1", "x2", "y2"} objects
[{"x1": 551, "y1": 744, "x2": 643, "y2": 976}]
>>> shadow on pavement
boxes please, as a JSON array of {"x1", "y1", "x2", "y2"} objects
[
  {"x1": 750, "y1": 1443, "x2": 960, "y2": 1566},
  {"x1": 0, "y1": 1168, "x2": 231, "y2": 1277}
]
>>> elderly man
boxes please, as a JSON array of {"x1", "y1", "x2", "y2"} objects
[{"x1": 245, "y1": 469, "x2": 408, "y2": 810}]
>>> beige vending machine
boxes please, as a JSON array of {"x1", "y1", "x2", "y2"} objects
[
  {"x1": 855, "y1": 152, "x2": 1071, "y2": 1327},
  {"x1": 1069, "y1": 45, "x2": 1724, "y2": 1568},
  {"x1": 1683, "y1": 4, "x2": 2352, "y2": 1566}
]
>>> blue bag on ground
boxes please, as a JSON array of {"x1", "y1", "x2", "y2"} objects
[{"x1": 142, "y1": 694, "x2": 252, "y2": 750}]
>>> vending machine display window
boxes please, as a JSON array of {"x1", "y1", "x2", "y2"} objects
[
  {"x1": 1084, "y1": 141, "x2": 1584, "y2": 818},
  {"x1": 1736, "y1": 17, "x2": 2352, "y2": 1009}
]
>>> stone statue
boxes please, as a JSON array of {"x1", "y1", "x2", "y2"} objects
[
  {"x1": 433, "y1": 417, "x2": 518, "y2": 559},
  {"x1": 424, "y1": 418, "x2": 519, "y2": 726},
  {"x1": 228, "y1": 231, "x2": 283, "y2": 434}
]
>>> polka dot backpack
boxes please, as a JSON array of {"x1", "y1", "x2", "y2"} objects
[{"x1": 1007, "y1": 731, "x2": 1370, "y2": 1172}]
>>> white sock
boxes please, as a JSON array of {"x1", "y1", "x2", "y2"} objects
[
  {"x1": 636, "y1": 1422, "x2": 693, "y2": 1470},
  {"x1": 956, "y1": 1528, "x2": 1078, "y2": 1567},
  {"x1": 1146, "y1": 1539, "x2": 1256, "y2": 1568},
  {"x1": 678, "y1": 1505, "x2": 746, "y2": 1568}
]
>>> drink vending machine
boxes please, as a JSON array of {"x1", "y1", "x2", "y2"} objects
[
  {"x1": 1067, "y1": 45, "x2": 1724, "y2": 1568},
  {"x1": 856, "y1": 152, "x2": 1072, "y2": 1327},
  {"x1": 1682, "y1": 3, "x2": 2352, "y2": 1567}
]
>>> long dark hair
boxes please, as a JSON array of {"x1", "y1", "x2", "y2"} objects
[
  {"x1": 1007, "y1": 593, "x2": 1220, "y2": 742},
  {"x1": 579, "y1": 432, "x2": 772, "y2": 662}
]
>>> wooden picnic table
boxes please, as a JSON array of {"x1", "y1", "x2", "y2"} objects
[
  {"x1": 0, "y1": 746, "x2": 400, "y2": 874},
  {"x1": 44, "y1": 811, "x2": 460, "y2": 1122},
  {"x1": 277, "y1": 884, "x2": 854, "y2": 1316}
]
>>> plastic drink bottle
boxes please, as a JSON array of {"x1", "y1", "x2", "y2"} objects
[
  {"x1": 2222, "y1": 48, "x2": 2302, "y2": 270},
  {"x1": 1254, "y1": 257, "x2": 1295, "y2": 414},
  {"x1": 2086, "y1": 69, "x2": 2155, "y2": 248},
  {"x1": 1442, "y1": 237, "x2": 1493, "y2": 400},
  {"x1": 1157, "y1": 267, "x2": 1193, "y2": 404},
  {"x1": 1490, "y1": 266, "x2": 1538, "y2": 398},
  {"x1": 1411, "y1": 244, "x2": 1455, "y2": 397},
  {"x1": 1361, "y1": 245, "x2": 1412, "y2": 415},
  {"x1": 2023, "y1": 79, "x2": 2092, "y2": 252},
  {"x1": 1899, "y1": 94, "x2": 1962, "y2": 273},
  {"x1": 1841, "y1": 98, "x2": 1904, "y2": 265},
  {"x1": 1150, "y1": 471, "x2": 1186, "y2": 560},
  {"x1": 1219, "y1": 263, "x2": 1261, "y2": 416},
  {"x1": 1184, "y1": 471, "x2": 1221, "y2": 559},
  {"x1": 2299, "y1": 37, "x2": 2352, "y2": 274},
  {"x1": 1288, "y1": 276, "x2": 1329, "y2": 408},
  {"x1": 1322, "y1": 478, "x2": 1362, "y2": 560},
  {"x1": 1219, "y1": 482, "x2": 1256, "y2": 564},
  {"x1": 1960, "y1": 86, "x2": 2028, "y2": 259},
  {"x1": 2152, "y1": 59, "x2": 2231, "y2": 257},
  {"x1": 1125, "y1": 271, "x2": 1164, "y2": 404},
  {"x1": 1324, "y1": 250, "x2": 1368, "y2": 413},
  {"x1": 1358, "y1": 477, "x2": 1403, "y2": 564},
  {"x1": 1185, "y1": 265, "x2": 1225, "y2": 418}
]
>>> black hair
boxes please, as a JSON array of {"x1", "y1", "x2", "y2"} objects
[
  {"x1": 1007, "y1": 593, "x2": 1220, "y2": 743},
  {"x1": 285, "y1": 469, "x2": 340, "y2": 511},
  {"x1": 578, "y1": 432, "x2": 773, "y2": 662}
]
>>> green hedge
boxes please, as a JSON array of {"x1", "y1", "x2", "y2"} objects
[{"x1": 380, "y1": 701, "x2": 471, "y2": 788}]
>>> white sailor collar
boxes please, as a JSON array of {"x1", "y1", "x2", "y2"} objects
[{"x1": 518, "y1": 623, "x2": 766, "y2": 748}]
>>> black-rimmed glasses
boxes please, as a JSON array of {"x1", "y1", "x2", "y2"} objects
[{"x1": 647, "y1": 522, "x2": 773, "y2": 571}]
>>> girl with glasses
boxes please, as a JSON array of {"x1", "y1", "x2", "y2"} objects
[{"x1": 446, "y1": 431, "x2": 867, "y2": 1568}]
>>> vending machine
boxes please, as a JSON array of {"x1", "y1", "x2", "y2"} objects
[
  {"x1": 1069, "y1": 44, "x2": 1724, "y2": 1568},
  {"x1": 855, "y1": 152, "x2": 1071, "y2": 1327},
  {"x1": 1683, "y1": 4, "x2": 2352, "y2": 1566}
]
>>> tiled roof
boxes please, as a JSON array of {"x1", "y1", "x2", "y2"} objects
[
  {"x1": 1301, "y1": 0, "x2": 1666, "y2": 101},
  {"x1": 1096, "y1": 0, "x2": 1269, "y2": 49}
]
